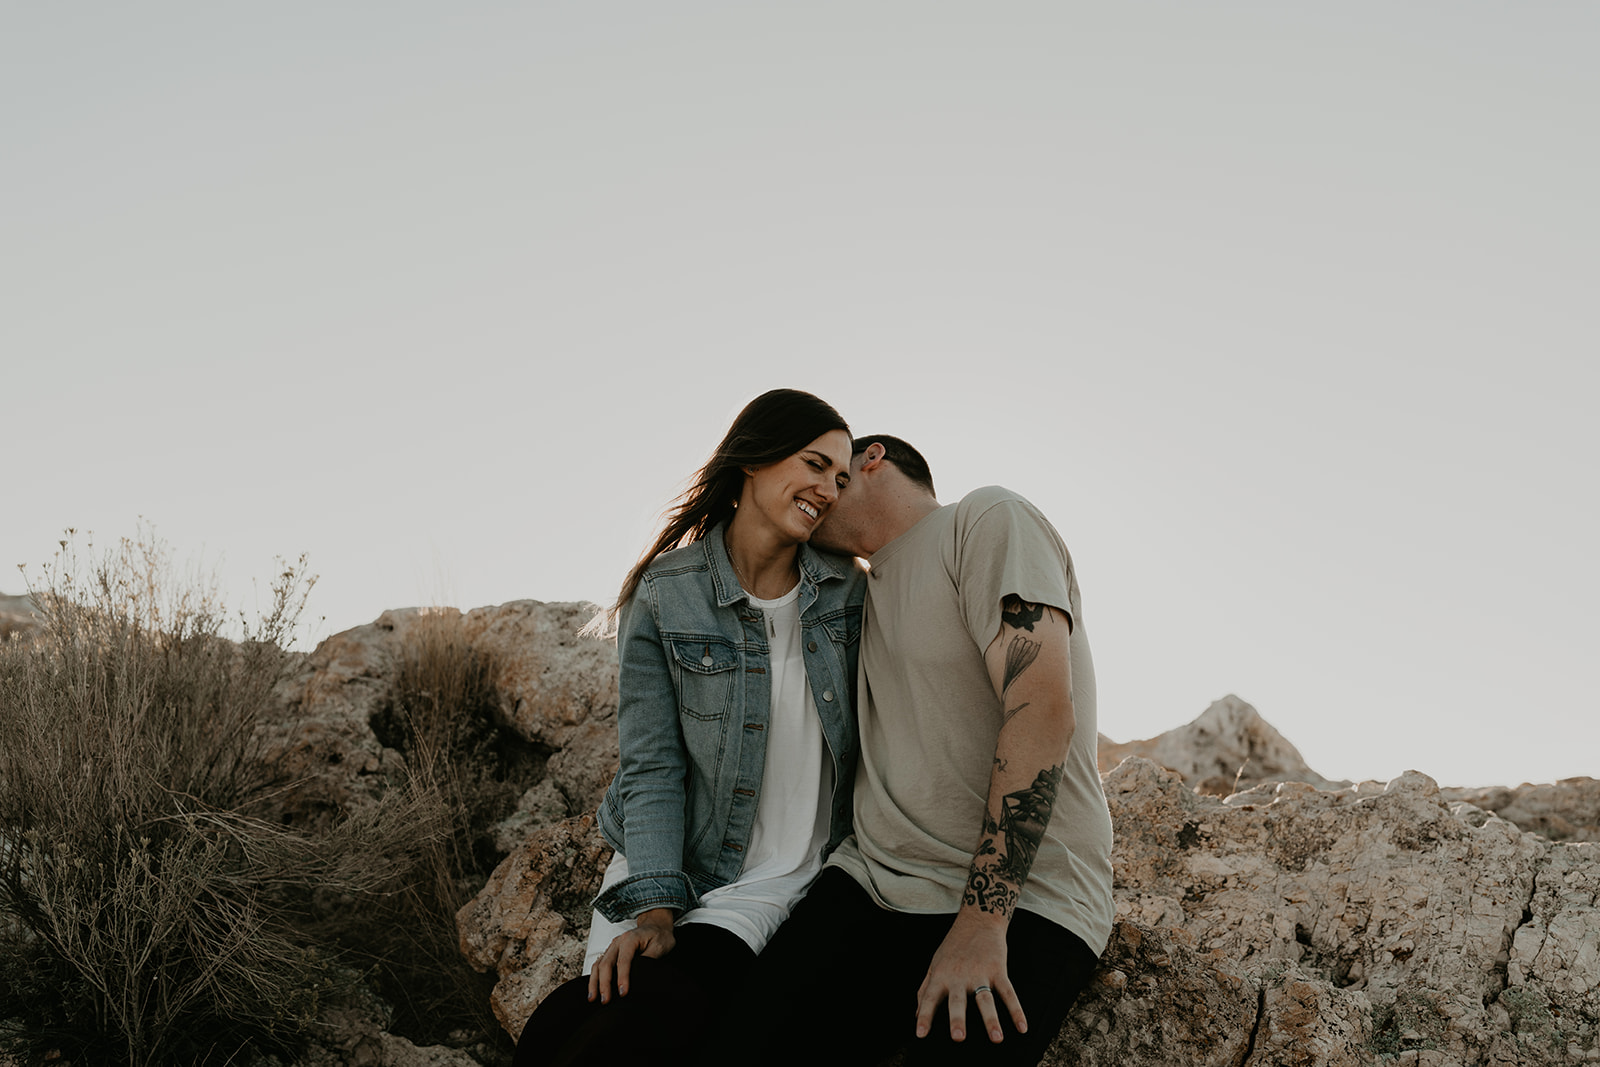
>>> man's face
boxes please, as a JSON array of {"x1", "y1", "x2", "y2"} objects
[{"x1": 810, "y1": 452, "x2": 871, "y2": 556}]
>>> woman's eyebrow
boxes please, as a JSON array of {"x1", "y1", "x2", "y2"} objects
[{"x1": 802, "y1": 449, "x2": 849, "y2": 477}]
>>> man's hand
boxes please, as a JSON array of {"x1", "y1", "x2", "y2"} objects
[
  {"x1": 587, "y1": 908, "x2": 677, "y2": 1004},
  {"x1": 915, "y1": 910, "x2": 1026, "y2": 1043}
]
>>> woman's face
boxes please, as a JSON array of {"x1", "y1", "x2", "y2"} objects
[{"x1": 735, "y1": 429, "x2": 853, "y2": 545}]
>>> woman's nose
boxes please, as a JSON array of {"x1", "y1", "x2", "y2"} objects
[{"x1": 816, "y1": 479, "x2": 839, "y2": 503}]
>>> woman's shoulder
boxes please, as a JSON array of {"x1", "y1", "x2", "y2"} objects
[{"x1": 639, "y1": 539, "x2": 714, "y2": 582}]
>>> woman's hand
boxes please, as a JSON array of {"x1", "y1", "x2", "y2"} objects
[{"x1": 587, "y1": 908, "x2": 678, "y2": 1004}]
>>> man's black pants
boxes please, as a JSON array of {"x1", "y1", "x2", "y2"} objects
[{"x1": 726, "y1": 867, "x2": 1099, "y2": 1066}]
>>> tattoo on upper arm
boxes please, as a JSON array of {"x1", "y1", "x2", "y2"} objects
[
  {"x1": 1000, "y1": 596, "x2": 1046, "y2": 632},
  {"x1": 1001, "y1": 634, "x2": 1041, "y2": 693},
  {"x1": 997, "y1": 598, "x2": 1057, "y2": 716},
  {"x1": 962, "y1": 763, "x2": 1066, "y2": 917}
]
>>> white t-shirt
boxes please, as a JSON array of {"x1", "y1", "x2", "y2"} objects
[{"x1": 585, "y1": 582, "x2": 833, "y2": 968}]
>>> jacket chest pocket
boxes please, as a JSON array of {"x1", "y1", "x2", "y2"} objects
[
  {"x1": 668, "y1": 636, "x2": 739, "y2": 721},
  {"x1": 819, "y1": 612, "x2": 861, "y2": 649}
]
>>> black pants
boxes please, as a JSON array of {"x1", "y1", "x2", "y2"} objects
[
  {"x1": 513, "y1": 921, "x2": 755, "y2": 1067},
  {"x1": 726, "y1": 868, "x2": 1099, "y2": 1067}
]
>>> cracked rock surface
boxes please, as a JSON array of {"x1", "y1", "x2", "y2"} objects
[{"x1": 1048, "y1": 759, "x2": 1599, "y2": 1066}]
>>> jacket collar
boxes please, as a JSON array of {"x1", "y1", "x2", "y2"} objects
[{"x1": 703, "y1": 521, "x2": 844, "y2": 610}]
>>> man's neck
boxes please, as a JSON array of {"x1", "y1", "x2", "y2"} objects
[{"x1": 867, "y1": 495, "x2": 942, "y2": 557}]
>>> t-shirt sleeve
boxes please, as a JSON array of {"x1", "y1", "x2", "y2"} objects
[{"x1": 955, "y1": 494, "x2": 1077, "y2": 653}]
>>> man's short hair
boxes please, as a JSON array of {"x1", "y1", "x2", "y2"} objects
[{"x1": 853, "y1": 434, "x2": 935, "y2": 496}]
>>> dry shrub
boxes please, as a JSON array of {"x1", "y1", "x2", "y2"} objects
[
  {"x1": 333, "y1": 611, "x2": 540, "y2": 1055},
  {"x1": 0, "y1": 531, "x2": 449, "y2": 1065}
]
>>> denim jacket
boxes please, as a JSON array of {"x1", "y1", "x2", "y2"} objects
[{"x1": 593, "y1": 523, "x2": 867, "y2": 922}]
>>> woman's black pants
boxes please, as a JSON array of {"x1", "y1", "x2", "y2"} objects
[{"x1": 512, "y1": 921, "x2": 755, "y2": 1067}]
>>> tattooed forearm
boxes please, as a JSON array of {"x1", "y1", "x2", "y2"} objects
[
  {"x1": 961, "y1": 763, "x2": 1065, "y2": 917},
  {"x1": 997, "y1": 765, "x2": 1062, "y2": 881},
  {"x1": 1000, "y1": 595, "x2": 1046, "y2": 632}
]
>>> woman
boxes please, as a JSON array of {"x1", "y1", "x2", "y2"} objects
[{"x1": 514, "y1": 389, "x2": 866, "y2": 1065}]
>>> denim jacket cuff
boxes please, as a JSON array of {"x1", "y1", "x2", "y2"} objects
[{"x1": 592, "y1": 869, "x2": 698, "y2": 923}]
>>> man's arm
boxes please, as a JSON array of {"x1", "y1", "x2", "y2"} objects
[{"x1": 914, "y1": 594, "x2": 1074, "y2": 1045}]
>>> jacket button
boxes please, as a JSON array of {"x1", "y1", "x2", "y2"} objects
[
  {"x1": 822, "y1": 689, "x2": 834, "y2": 702},
  {"x1": 701, "y1": 655, "x2": 714, "y2": 666},
  {"x1": 807, "y1": 640, "x2": 818, "y2": 652}
]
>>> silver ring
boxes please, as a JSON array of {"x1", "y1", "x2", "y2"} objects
[{"x1": 974, "y1": 986, "x2": 992, "y2": 996}]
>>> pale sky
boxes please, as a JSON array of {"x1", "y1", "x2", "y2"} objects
[{"x1": 5, "y1": 3, "x2": 1595, "y2": 789}]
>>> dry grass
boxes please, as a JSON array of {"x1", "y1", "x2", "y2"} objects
[{"x1": 0, "y1": 531, "x2": 450, "y2": 1065}]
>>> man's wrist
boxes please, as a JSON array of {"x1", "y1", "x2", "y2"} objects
[
  {"x1": 962, "y1": 861, "x2": 1020, "y2": 919},
  {"x1": 953, "y1": 901, "x2": 1012, "y2": 933}
]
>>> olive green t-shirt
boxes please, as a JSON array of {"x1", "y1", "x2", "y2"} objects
[{"x1": 826, "y1": 486, "x2": 1114, "y2": 955}]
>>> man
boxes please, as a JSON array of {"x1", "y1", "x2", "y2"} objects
[{"x1": 749, "y1": 435, "x2": 1112, "y2": 1066}]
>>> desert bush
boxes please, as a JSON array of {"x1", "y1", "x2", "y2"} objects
[
  {"x1": 335, "y1": 612, "x2": 540, "y2": 1053},
  {"x1": 0, "y1": 531, "x2": 448, "y2": 1065}
]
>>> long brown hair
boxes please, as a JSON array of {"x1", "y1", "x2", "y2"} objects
[{"x1": 587, "y1": 389, "x2": 850, "y2": 635}]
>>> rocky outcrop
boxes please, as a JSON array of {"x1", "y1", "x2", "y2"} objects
[
  {"x1": 1044, "y1": 759, "x2": 1597, "y2": 1065},
  {"x1": 1444, "y1": 779, "x2": 1600, "y2": 843},
  {"x1": 262, "y1": 600, "x2": 617, "y2": 831},
  {"x1": 271, "y1": 606, "x2": 1598, "y2": 1064},
  {"x1": 248, "y1": 600, "x2": 618, "y2": 1064},
  {"x1": 463, "y1": 763, "x2": 1600, "y2": 1064},
  {"x1": 455, "y1": 814, "x2": 612, "y2": 1036},
  {"x1": 1098, "y1": 694, "x2": 1344, "y2": 794},
  {"x1": 458, "y1": 600, "x2": 619, "y2": 820}
]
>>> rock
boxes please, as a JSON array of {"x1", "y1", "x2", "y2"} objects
[
  {"x1": 1505, "y1": 841, "x2": 1600, "y2": 1060},
  {"x1": 1444, "y1": 778, "x2": 1600, "y2": 842},
  {"x1": 1098, "y1": 694, "x2": 1344, "y2": 794},
  {"x1": 371, "y1": 1034, "x2": 483, "y2": 1067},
  {"x1": 261, "y1": 600, "x2": 617, "y2": 829},
  {"x1": 0, "y1": 592, "x2": 41, "y2": 643},
  {"x1": 297, "y1": 975, "x2": 481, "y2": 1066},
  {"x1": 459, "y1": 600, "x2": 619, "y2": 816},
  {"x1": 1049, "y1": 920, "x2": 1260, "y2": 1066},
  {"x1": 455, "y1": 814, "x2": 611, "y2": 1039},
  {"x1": 1086, "y1": 758, "x2": 1600, "y2": 1065}
]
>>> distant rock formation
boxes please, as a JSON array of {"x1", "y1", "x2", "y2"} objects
[
  {"x1": 267, "y1": 603, "x2": 1600, "y2": 1065},
  {"x1": 1097, "y1": 694, "x2": 1345, "y2": 794},
  {"x1": 0, "y1": 592, "x2": 40, "y2": 643}
]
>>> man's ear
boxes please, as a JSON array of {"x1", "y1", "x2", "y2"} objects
[{"x1": 858, "y1": 442, "x2": 887, "y2": 471}]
